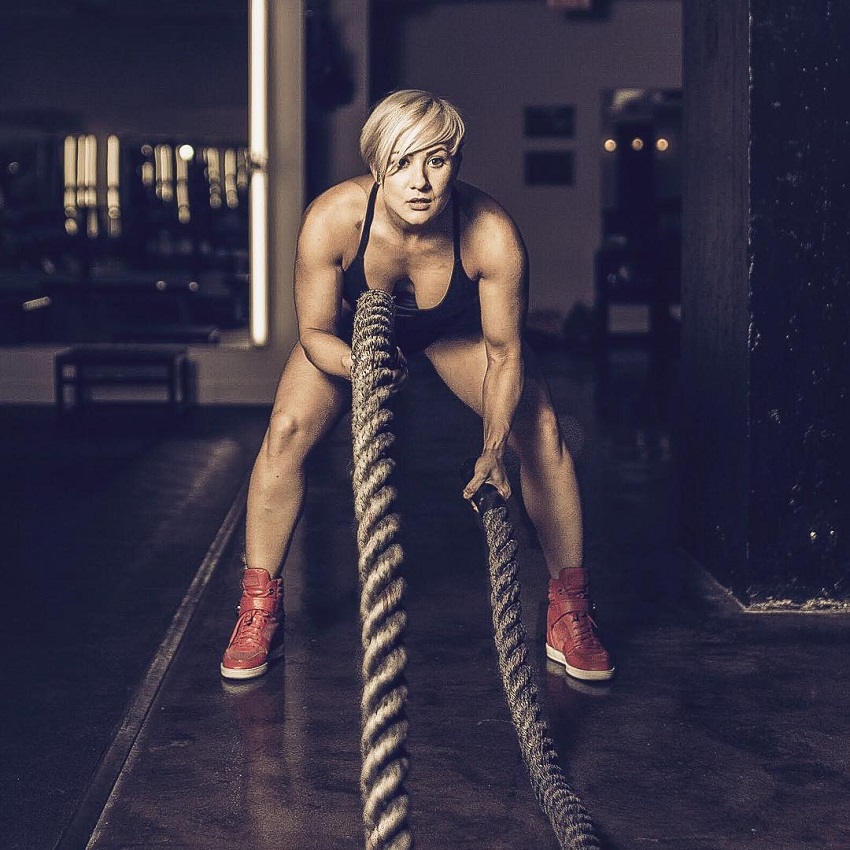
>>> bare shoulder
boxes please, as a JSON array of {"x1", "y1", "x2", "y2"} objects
[
  {"x1": 298, "y1": 176, "x2": 374, "y2": 264},
  {"x1": 455, "y1": 181, "x2": 527, "y2": 278}
]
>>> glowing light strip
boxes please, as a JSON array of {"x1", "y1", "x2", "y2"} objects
[
  {"x1": 250, "y1": 170, "x2": 269, "y2": 345},
  {"x1": 85, "y1": 135, "x2": 98, "y2": 238},
  {"x1": 107, "y1": 134, "x2": 121, "y2": 236},
  {"x1": 85, "y1": 134, "x2": 97, "y2": 209},
  {"x1": 175, "y1": 150, "x2": 190, "y2": 223},
  {"x1": 249, "y1": 0, "x2": 269, "y2": 347},
  {"x1": 76, "y1": 136, "x2": 86, "y2": 208},
  {"x1": 63, "y1": 136, "x2": 77, "y2": 229},
  {"x1": 224, "y1": 148, "x2": 238, "y2": 208}
]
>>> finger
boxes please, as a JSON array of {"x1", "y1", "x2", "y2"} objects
[
  {"x1": 487, "y1": 471, "x2": 511, "y2": 501},
  {"x1": 462, "y1": 472, "x2": 486, "y2": 500}
]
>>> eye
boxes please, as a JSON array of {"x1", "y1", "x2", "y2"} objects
[
  {"x1": 428, "y1": 156, "x2": 446, "y2": 168},
  {"x1": 395, "y1": 156, "x2": 410, "y2": 169}
]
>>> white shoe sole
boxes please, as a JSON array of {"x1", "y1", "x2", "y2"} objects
[
  {"x1": 220, "y1": 644, "x2": 285, "y2": 681},
  {"x1": 220, "y1": 661, "x2": 268, "y2": 680},
  {"x1": 545, "y1": 642, "x2": 615, "y2": 682}
]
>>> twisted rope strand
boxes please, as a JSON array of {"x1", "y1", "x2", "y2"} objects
[
  {"x1": 351, "y1": 290, "x2": 413, "y2": 850},
  {"x1": 482, "y1": 505, "x2": 601, "y2": 850}
]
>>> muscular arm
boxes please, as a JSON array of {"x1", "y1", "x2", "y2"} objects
[
  {"x1": 293, "y1": 192, "x2": 355, "y2": 380},
  {"x1": 463, "y1": 207, "x2": 529, "y2": 501}
]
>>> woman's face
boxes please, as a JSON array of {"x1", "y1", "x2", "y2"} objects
[{"x1": 380, "y1": 145, "x2": 456, "y2": 229}]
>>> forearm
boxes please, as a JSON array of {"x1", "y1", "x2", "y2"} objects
[
  {"x1": 300, "y1": 328, "x2": 352, "y2": 380},
  {"x1": 481, "y1": 350, "x2": 524, "y2": 455}
]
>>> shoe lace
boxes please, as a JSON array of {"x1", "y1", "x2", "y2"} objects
[
  {"x1": 557, "y1": 585, "x2": 603, "y2": 649},
  {"x1": 567, "y1": 611, "x2": 602, "y2": 650},
  {"x1": 229, "y1": 608, "x2": 270, "y2": 650}
]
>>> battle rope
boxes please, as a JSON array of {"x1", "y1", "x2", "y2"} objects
[
  {"x1": 469, "y1": 483, "x2": 601, "y2": 850},
  {"x1": 350, "y1": 289, "x2": 412, "y2": 850},
  {"x1": 350, "y1": 288, "x2": 600, "y2": 850}
]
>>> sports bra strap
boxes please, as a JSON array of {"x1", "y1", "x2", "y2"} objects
[
  {"x1": 451, "y1": 187, "x2": 462, "y2": 263},
  {"x1": 355, "y1": 183, "x2": 380, "y2": 259}
]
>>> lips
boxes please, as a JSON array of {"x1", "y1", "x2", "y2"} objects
[{"x1": 408, "y1": 198, "x2": 431, "y2": 206}]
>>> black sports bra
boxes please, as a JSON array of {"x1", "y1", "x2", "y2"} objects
[{"x1": 341, "y1": 183, "x2": 481, "y2": 353}]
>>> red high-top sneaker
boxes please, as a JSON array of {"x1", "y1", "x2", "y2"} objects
[
  {"x1": 220, "y1": 568, "x2": 284, "y2": 680},
  {"x1": 545, "y1": 567, "x2": 614, "y2": 681}
]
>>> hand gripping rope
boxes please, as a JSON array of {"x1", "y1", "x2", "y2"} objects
[{"x1": 350, "y1": 289, "x2": 600, "y2": 850}]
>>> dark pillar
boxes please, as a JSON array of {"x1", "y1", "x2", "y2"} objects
[{"x1": 681, "y1": 1, "x2": 850, "y2": 606}]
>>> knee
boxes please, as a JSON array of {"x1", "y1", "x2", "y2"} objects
[
  {"x1": 513, "y1": 407, "x2": 570, "y2": 466},
  {"x1": 537, "y1": 406, "x2": 564, "y2": 451},
  {"x1": 264, "y1": 410, "x2": 304, "y2": 461}
]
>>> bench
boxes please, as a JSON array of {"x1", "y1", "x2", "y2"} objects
[{"x1": 55, "y1": 345, "x2": 191, "y2": 418}]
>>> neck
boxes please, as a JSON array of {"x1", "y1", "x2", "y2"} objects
[{"x1": 377, "y1": 187, "x2": 453, "y2": 239}]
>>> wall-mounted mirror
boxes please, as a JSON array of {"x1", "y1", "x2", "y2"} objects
[{"x1": 0, "y1": 2, "x2": 255, "y2": 347}]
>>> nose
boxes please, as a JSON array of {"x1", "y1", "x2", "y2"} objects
[{"x1": 409, "y1": 162, "x2": 430, "y2": 191}]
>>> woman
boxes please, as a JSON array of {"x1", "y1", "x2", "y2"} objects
[{"x1": 221, "y1": 89, "x2": 613, "y2": 683}]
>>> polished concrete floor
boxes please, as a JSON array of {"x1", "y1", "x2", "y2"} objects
[{"x1": 2, "y1": 350, "x2": 848, "y2": 850}]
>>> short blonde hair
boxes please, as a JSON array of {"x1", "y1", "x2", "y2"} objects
[{"x1": 360, "y1": 89, "x2": 465, "y2": 183}]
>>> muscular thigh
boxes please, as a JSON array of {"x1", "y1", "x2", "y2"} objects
[
  {"x1": 423, "y1": 334, "x2": 556, "y2": 439},
  {"x1": 265, "y1": 343, "x2": 350, "y2": 450}
]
